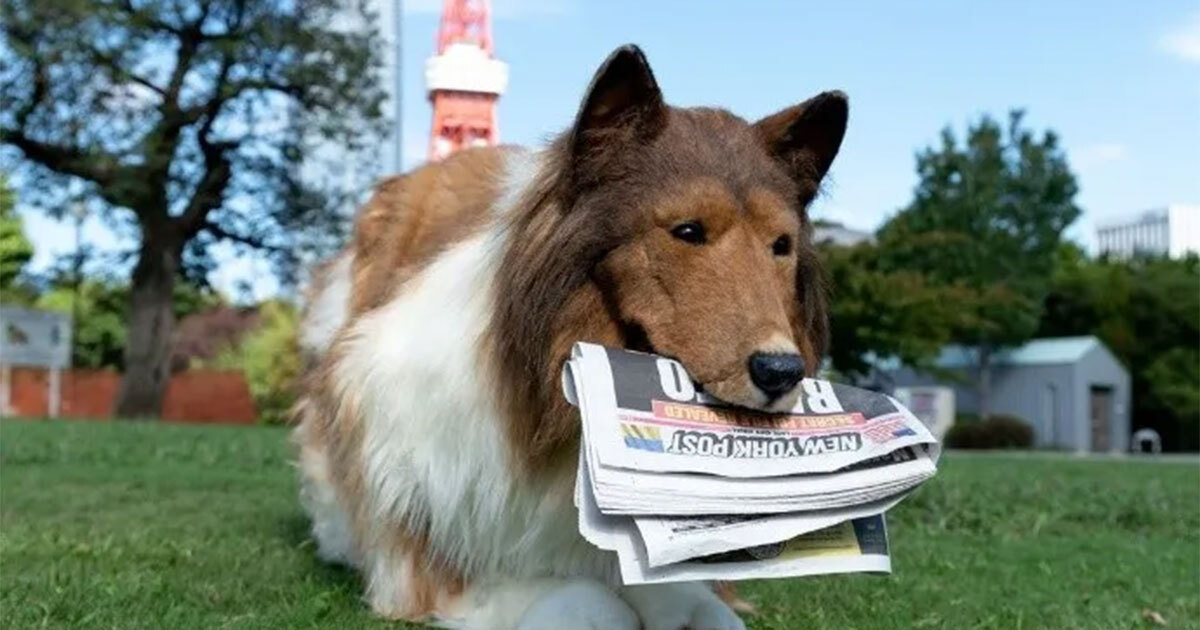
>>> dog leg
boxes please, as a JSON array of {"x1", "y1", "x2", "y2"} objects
[
  {"x1": 441, "y1": 578, "x2": 638, "y2": 630},
  {"x1": 620, "y1": 581, "x2": 747, "y2": 630},
  {"x1": 295, "y1": 430, "x2": 358, "y2": 568}
]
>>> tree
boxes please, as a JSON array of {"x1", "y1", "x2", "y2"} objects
[
  {"x1": 1, "y1": 0, "x2": 386, "y2": 416},
  {"x1": 171, "y1": 302, "x2": 261, "y2": 369},
  {"x1": 819, "y1": 239, "x2": 963, "y2": 381},
  {"x1": 1040, "y1": 250, "x2": 1200, "y2": 450},
  {"x1": 0, "y1": 173, "x2": 34, "y2": 297},
  {"x1": 202, "y1": 299, "x2": 300, "y2": 424},
  {"x1": 1145, "y1": 348, "x2": 1199, "y2": 432},
  {"x1": 36, "y1": 276, "x2": 222, "y2": 368},
  {"x1": 877, "y1": 112, "x2": 1080, "y2": 419}
]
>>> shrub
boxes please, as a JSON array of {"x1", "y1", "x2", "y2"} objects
[
  {"x1": 945, "y1": 414, "x2": 1034, "y2": 449},
  {"x1": 955, "y1": 412, "x2": 979, "y2": 425},
  {"x1": 202, "y1": 300, "x2": 301, "y2": 425}
]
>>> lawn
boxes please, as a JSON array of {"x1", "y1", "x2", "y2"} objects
[{"x1": 2, "y1": 420, "x2": 1197, "y2": 629}]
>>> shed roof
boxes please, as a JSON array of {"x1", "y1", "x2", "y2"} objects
[{"x1": 934, "y1": 336, "x2": 1101, "y2": 368}]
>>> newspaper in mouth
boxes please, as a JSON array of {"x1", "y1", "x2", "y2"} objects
[
  {"x1": 563, "y1": 342, "x2": 940, "y2": 584},
  {"x1": 564, "y1": 343, "x2": 939, "y2": 478}
]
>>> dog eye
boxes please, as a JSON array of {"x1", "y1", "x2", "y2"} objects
[
  {"x1": 670, "y1": 221, "x2": 707, "y2": 245},
  {"x1": 772, "y1": 234, "x2": 793, "y2": 256}
]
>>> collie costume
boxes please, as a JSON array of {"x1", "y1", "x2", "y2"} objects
[{"x1": 293, "y1": 45, "x2": 848, "y2": 629}]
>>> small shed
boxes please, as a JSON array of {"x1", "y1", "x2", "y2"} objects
[{"x1": 888, "y1": 336, "x2": 1131, "y2": 452}]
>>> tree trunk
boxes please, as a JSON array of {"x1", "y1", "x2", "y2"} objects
[
  {"x1": 977, "y1": 345, "x2": 992, "y2": 422},
  {"x1": 113, "y1": 235, "x2": 181, "y2": 418}
]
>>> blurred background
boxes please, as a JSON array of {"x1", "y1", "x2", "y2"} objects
[
  {"x1": 1, "y1": 2, "x2": 1198, "y2": 628},
  {"x1": 3, "y1": 0, "x2": 1196, "y2": 451}
]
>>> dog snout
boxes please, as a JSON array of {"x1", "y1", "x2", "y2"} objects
[{"x1": 747, "y1": 352, "x2": 805, "y2": 399}]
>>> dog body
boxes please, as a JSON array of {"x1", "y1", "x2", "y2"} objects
[{"x1": 294, "y1": 46, "x2": 848, "y2": 629}]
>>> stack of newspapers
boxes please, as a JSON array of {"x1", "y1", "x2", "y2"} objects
[{"x1": 562, "y1": 342, "x2": 940, "y2": 585}]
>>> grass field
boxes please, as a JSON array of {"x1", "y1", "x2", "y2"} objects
[{"x1": 2, "y1": 420, "x2": 1197, "y2": 629}]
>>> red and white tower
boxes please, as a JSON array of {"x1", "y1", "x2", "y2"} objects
[{"x1": 425, "y1": 0, "x2": 508, "y2": 161}]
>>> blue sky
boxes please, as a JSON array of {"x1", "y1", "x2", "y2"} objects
[{"x1": 21, "y1": 0, "x2": 1200, "y2": 299}]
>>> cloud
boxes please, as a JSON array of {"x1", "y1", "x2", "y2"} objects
[
  {"x1": 1159, "y1": 12, "x2": 1200, "y2": 63},
  {"x1": 403, "y1": 0, "x2": 573, "y2": 19},
  {"x1": 1073, "y1": 142, "x2": 1127, "y2": 171}
]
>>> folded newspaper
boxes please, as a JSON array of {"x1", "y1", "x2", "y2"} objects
[{"x1": 562, "y1": 342, "x2": 940, "y2": 585}]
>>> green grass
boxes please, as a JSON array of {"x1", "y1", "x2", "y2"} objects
[{"x1": 2, "y1": 420, "x2": 1198, "y2": 629}]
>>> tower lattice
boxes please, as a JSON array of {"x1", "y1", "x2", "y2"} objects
[{"x1": 425, "y1": 0, "x2": 508, "y2": 161}]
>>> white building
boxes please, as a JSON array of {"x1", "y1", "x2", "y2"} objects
[
  {"x1": 1096, "y1": 204, "x2": 1200, "y2": 259},
  {"x1": 812, "y1": 222, "x2": 874, "y2": 247}
]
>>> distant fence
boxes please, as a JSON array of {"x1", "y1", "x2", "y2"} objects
[{"x1": 1, "y1": 367, "x2": 257, "y2": 424}]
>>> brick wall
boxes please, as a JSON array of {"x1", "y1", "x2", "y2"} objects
[{"x1": 2, "y1": 367, "x2": 257, "y2": 424}]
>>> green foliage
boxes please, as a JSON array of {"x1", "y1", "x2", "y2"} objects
[
  {"x1": 1040, "y1": 252, "x2": 1200, "y2": 449},
  {"x1": 1145, "y1": 348, "x2": 1200, "y2": 425},
  {"x1": 953, "y1": 412, "x2": 985, "y2": 425},
  {"x1": 0, "y1": 0, "x2": 388, "y2": 272},
  {"x1": 877, "y1": 111, "x2": 1081, "y2": 416},
  {"x1": 0, "y1": 173, "x2": 33, "y2": 297},
  {"x1": 944, "y1": 414, "x2": 1035, "y2": 449},
  {"x1": 879, "y1": 112, "x2": 1080, "y2": 300},
  {"x1": 2, "y1": 0, "x2": 387, "y2": 414},
  {"x1": 820, "y1": 240, "x2": 961, "y2": 376},
  {"x1": 204, "y1": 300, "x2": 301, "y2": 425},
  {"x1": 4, "y1": 420, "x2": 1197, "y2": 629},
  {"x1": 36, "y1": 280, "x2": 128, "y2": 368},
  {"x1": 35, "y1": 278, "x2": 221, "y2": 369}
]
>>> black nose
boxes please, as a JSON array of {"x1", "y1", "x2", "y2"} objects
[{"x1": 748, "y1": 353, "x2": 805, "y2": 398}]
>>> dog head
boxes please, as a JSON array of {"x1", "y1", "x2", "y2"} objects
[{"x1": 564, "y1": 45, "x2": 847, "y2": 411}]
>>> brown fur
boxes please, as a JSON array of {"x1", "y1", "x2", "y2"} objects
[
  {"x1": 294, "y1": 333, "x2": 467, "y2": 621},
  {"x1": 293, "y1": 148, "x2": 514, "y2": 620},
  {"x1": 714, "y1": 581, "x2": 758, "y2": 615},
  {"x1": 488, "y1": 55, "x2": 845, "y2": 474},
  {"x1": 370, "y1": 522, "x2": 466, "y2": 620},
  {"x1": 350, "y1": 146, "x2": 513, "y2": 315}
]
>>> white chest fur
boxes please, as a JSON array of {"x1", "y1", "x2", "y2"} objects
[{"x1": 330, "y1": 163, "x2": 614, "y2": 583}]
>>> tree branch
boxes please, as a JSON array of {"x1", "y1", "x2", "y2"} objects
[
  {"x1": 87, "y1": 46, "x2": 166, "y2": 96},
  {"x1": 115, "y1": 0, "x2": 184, "y2": 36},
  {"x1": 228, "y1": 78, "x2": 305, "y2": 99},
  {"x1": 0, "y1": 128, "x2": 127, "y2": 190},
  {"x1": 189, "y1": 38, "x2": 238, "y2": 140},
  {"x1": 2, "y1": 37, "x2": 143, "y2": 210},
  {"x1": 201, "y1": 221, "x2": 282, "y2": 252},
  {"x1": 177, "y1": 147, "x2": 233, "y2": 233},
  {"x1": 175, "y1": 78, "x2": 305, "y2": 128},
  {"x1": 198, "y1": 0, "x2": 249, "y2": 42},
  {"x1": 176, "y1": 23, "x2": 241, "y2": 235},
  {"x1": 134, "y1": 2, "x2": 219, "y2": 219},
  {"x1": 161, "y1": 36, "x2": 200, "y2": 110},
  {"x1": 8, "y1": 36, "x2": 48, "y2": 127}
]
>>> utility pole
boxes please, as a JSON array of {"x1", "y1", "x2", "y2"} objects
[
  {"x1": 394, "y1": 0, "x2": 404, "y2": 172},
  {"x1": 70, "y1": 201, "x2": 87, "y2": 363}
]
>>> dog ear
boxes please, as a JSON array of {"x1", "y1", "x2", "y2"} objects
[
  {"x1": 568, "y1": 45, "x2": 666, "y2": 167},
  {"x1": 754, "y1": 91, "x2": 848, "y2": 206}
]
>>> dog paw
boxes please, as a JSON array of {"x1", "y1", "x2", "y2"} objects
[
  {"x1": 620, "y1": 582, "x2": 747, "y2": 630},
  {"x1": 517, "y1": 580, "x2": 639, "y2": 630}
]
